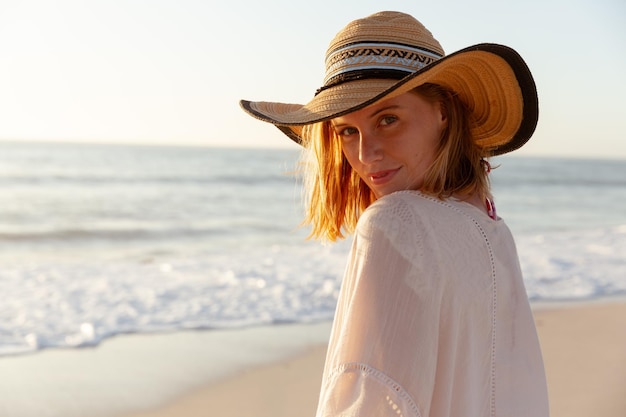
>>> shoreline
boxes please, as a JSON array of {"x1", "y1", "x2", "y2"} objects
[
  {"x1": 1, "y1": 298, "x2": 625, "y2": 417},
  {"x1": 121, "y1": 298, "x2": 626, "y2": 417},
  {"x1": 0, "y1": 322, "x2": 332, "y2": 417}
]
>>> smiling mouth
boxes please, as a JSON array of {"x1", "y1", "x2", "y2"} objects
[
  {"x1": 371, "y1": 172, "x2": 390, "y2": 179},
  {"x1": 369, "y1": 168, "x2": 399, "y2": 183}
]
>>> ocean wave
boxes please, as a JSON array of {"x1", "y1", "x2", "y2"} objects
[
  {"x1": 0, "y1": 173, "x2": 293, "y2": 187},
  {"x1": 0, "y1": 226, "x2": 238, "y2": 243},
  {"x1": 518, "y1": 225, "x2": 626, "y2": 301},
  {"x1": 0, "y1": 225, "x2": 624, "y2": 357}
]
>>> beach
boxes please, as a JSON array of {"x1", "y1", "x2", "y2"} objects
[
  {"x1": 1, "y1": 144, "x2": 624, "y2": 416},
  {"x1": 0, "y1": 300, "x2": 624, "y2": 417},
  {"x1": 535, "y1": 300, "x2": 626, "y2": 417}
]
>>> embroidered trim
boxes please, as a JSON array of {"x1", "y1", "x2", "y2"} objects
[
  {"x1": 323, "y1": 41, "x2": 442, "y2": 85},
  {"x1": 394, "y1": 191, "x2": 498, "y2": 417},
  {"x1": 327, "y1": 362, "x2": 422, "y2": 417}
]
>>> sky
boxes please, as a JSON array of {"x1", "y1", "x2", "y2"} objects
[{"x1": 0, "y1": 0, "x2": 625, "y2": 159}]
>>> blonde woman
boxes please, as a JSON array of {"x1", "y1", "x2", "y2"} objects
[{"x1": 241, "y1": 11, "x2": 549, "y2": 417}]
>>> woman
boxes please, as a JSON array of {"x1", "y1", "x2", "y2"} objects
[{"x1": 241, "y1": 11, "x2": 549, "y2": 417}]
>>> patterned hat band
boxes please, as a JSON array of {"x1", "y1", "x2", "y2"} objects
[{"x1": 316, "y1": 42, "x2": 443, "y2": 96}]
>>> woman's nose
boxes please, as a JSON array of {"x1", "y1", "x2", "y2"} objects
[{"x1": 359, "y1": 132, "x2": 383, "y2": 164}]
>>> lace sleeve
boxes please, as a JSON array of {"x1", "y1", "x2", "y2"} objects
[{"x1": 316, "y1": 194, "x2": 443, "y2": 417}]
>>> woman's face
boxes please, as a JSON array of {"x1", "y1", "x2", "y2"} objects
[{"x1": 332, "y1": 91, "x2": 446, "y2": 198}]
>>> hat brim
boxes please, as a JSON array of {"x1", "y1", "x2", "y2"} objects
[{"x1": 240, "y1": 43, "x2": 538, "y2": 156}]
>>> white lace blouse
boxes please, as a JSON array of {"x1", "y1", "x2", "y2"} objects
[{"x1": 315, "y1": 191, "x2": 549, "y2": 417}]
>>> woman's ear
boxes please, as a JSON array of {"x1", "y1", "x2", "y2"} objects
[
  {"x1": 439, "y1": 101, "x2": 448, "y2": 124},
  {"x1": 436, "y1": 101, "x2": 448, "y2": 134}
]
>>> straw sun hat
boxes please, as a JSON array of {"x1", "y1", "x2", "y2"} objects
[{"x1": 240, "y1": 11, "x2": 538, "y2": 156}]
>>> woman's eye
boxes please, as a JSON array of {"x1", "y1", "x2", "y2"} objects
[
  {"x1": 338, "y1": 127, "x2": 358, "y2": 137},
  {"x1": 380, "y1": 116, "x2": 397, "y2": 126}
]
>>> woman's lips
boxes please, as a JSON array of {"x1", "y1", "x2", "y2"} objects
[{"x1": 368, "y1": 168, "x2": 399, "y2": 185}]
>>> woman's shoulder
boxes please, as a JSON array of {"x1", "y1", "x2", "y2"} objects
[
  {"x1": 360, "y1": 191, "x2": 441, "y2": 224},
  {"x1": 358, "y1": 191, "x2": 494, "y2": 241},
  {"x1": 365, "y1": 191, "x2": 501, "y2": 226},
  {"x1": 356, "y1": 191, "x2": 439, "y2": 241}
]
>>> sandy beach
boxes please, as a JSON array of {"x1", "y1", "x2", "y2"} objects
[
  {"x1": 1, "y1": 301, "x2": 625, "y2": 417},
  {"x1": 534, "y1": 300, "x2": 626, "y2": 417},
  {"x1": 123, "y1": 300, "x2": 626, "y2": 417}
]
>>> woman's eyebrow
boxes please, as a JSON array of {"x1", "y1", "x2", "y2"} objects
[
  {"x1": 333, "y1": 104, "x2": 402, "y2": 129},
  {"x1": 367, "y1": 105, "x2": 401, "y2": 119}
]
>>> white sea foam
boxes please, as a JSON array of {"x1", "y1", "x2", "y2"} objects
[
  {"x1": 2, "y1": 224, "x2": 624, "y2": 356},
  {"x1": 518, "y1": 225, "x2": 626, "y2": 300}
]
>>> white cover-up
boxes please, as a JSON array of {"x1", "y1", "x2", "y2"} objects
[{"x1": 315, "y1": 191, "x2": 549, "y2": 417}]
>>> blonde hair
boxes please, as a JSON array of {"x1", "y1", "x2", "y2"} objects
[{"x1": 299, "y1": 83, "x2": 491, "y2": 242}]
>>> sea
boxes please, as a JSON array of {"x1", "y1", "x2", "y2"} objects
[{"x1": 0, "y1": 141, "x2": 625, "y2": 357}]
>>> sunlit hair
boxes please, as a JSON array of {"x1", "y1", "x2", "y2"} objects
[{"x1": 298, "y1": 83, "x2": 492, "y2": 242}]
